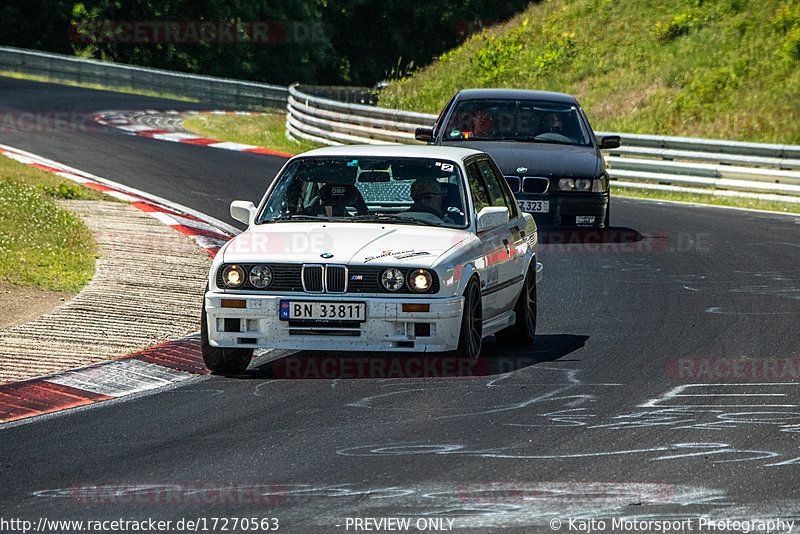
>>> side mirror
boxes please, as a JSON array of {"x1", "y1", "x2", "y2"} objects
[
  {"x1": 415, "y1": 127, "x2": 434, "y2": 143},
  {"x1": 476, "y1": 206, "x2": 509, "y2": 232},
  {"x1": 599, "y1": 135, "x2": 621, "y2": 150},
  {"x1": 230, "y1": 200, "x2": 256, "y2": 225}
]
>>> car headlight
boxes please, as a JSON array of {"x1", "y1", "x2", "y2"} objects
[
  {"x1": 408, "y1": 269, "x2": 433, "y2": 293},
  {"x1": 575, "y1": 178, "x2": 592, "y2": 191},
  {"x1": 558, "y1": 178, "x2": 575, "y2": 191},
  {"x1": 221, "y1": 264, "x2": 245, "y2": 288},
  {"x1": 249, "y1": 265, "x2": 273, "y2": 289},
  {"x1": 380, "y1": 268, "x2": 405, "y2": 292}
]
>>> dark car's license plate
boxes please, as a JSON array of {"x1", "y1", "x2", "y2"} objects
[{"x1": 517, "y1": 200, "x2": 550, "y2": 213}]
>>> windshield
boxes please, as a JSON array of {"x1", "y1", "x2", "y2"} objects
[
  {"x1": 443, "y1": 99, "x2": 592, "y2": 146},
  {"x1": 257, "y1": 156, "x2": 469, "y2": 229}
]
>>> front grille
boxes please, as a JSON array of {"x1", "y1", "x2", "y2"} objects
[
  {"x1": 302, "y1": 265, "x2": 324, "y2": 292},
  {"x1": 504, "y1": 176, "x2": 521, "y2": 193},
  {"x1": 301, "y1": 264, "x2": 347, "y2": 293},
  {"x1": 523, "y1": 176, "x2": 549, "y2": 194},
  {"x1": 327, "y1": 265, "x2": 347, "y2": 293}
]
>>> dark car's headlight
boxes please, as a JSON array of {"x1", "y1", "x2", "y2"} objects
[
  {"x1": 408, "y1": 269, "x2": 433, "y2": 293},
  {"x1": 221, "y1": 265, "x2": 246, "y2": 288},
  {"x1": 249, "y1": 265, "x2": 273, "y2": 289},
  {"x1": 380, "y1": 268, "x2": 405, "y2": 291},
  {"x1": 558, "y1": 178, "x2": 593, "y2": 191}
]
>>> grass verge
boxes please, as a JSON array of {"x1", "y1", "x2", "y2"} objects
[
  {"x1": 1, "y1": 70, "x2": 198, "y2": 103},
  {"x1": 182, "y1": 112, "x2": 322, "y2": 155},
  {"x1": 0, "y1": 155, "x2": 102, "y2": 292}
]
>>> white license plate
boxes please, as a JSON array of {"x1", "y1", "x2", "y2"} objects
[
  {"x1": 517, "y1": 200, "x2": 550, "y2": 213},
  {"x1": 280, "y1": 301, "x2": 366, "y2": 322}
]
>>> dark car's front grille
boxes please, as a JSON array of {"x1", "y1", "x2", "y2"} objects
[
  {"x1": 504, "y1": 176, "x2": 521, "y2": 192},
  {"x1": 522, "y1": 176, "x2": 549, "y2": 194}
]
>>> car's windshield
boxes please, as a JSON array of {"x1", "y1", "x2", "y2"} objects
[
  {"x1": 257, "y1": 156, "x2": 469, "y2": 228},
  {"x1": 443, "y1": 99, "x2": 592, "y2": 146}
]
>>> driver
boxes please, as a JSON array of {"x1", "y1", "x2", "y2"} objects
[
  {"x1": 407, "y1": 178, "x2": 445, "y2": 218},
  {"x1": 539, "y1": 112, "x2": 564, "y2": 134}
]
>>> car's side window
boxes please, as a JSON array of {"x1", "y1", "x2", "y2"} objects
[
  {"x1": 465, "y1": 162, "x2": 490, "y2": 213},
  {"x1": 475, "y1": 159, "x2": 518, "y2": 219}
]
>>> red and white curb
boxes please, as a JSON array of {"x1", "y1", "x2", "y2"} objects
[
  {"x1": 94, "y1": 110, "x2": 294, "y2": 157},
  {"x1": 0, "y1": 336, "x2": 209, "y2": 422},
  {"x1": 0, "y1": 144, "x2": 238, "y2": 256},
  {"x1": 0, "y1": 144, "x2": 242, "y2": 423}
]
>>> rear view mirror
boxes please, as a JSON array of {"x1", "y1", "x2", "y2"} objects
[
  {"x1": 230, "y1": 200, "x2": 256, "y2": 225},
  {"x1": 415, "y1": 127, "x2": 434, "y2": 143},
  {"x1": 476, "y1": 206, "x2": 509, "y2": 232},
  {"x1": 600, "y1": 135, "x2": 621, "y2": 149}
]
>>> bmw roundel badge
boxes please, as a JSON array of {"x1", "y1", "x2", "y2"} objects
[
  {"x1": 517, "y1": 167, "x2": 528, "y2": 173},
  {"x1": 320, "y1": 253, "x2": 334, "y2": 259}
]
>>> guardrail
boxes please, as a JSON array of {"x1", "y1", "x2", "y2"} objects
[
  {"x1": 286, "y1": 84, "x2": 800, "y2": 201},
  {"x1": 0, "y1": 46, "x2": 287, "y2": 109}
]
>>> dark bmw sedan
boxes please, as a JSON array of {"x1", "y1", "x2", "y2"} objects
[{"x1": 416, "y1": 89, "x2": 620, "y2": 228}]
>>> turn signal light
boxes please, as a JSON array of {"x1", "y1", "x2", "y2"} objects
[
  {"x1": 221, "y1": 299, "x2": 247, "y2": 309},
  {"x1": 402, "y1": 303, "x2": 430, "y2": 313}
]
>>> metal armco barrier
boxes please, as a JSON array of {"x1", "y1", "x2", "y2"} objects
[
  {"x1": 0, "y1": 46, "x2": 287, "y2": 109},
  {"x1": 1, "y1": 45, "x2": 798, "y2": 200}
]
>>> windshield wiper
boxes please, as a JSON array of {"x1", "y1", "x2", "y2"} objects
[
  {"x1": 261, "y1": 214, "x2": 329, "y2": 222},
  {"x1": 349, "y1": 214, "x2": 436, "y2": 226}
]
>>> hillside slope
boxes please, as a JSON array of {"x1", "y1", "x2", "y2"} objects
[{"x1": 379, "y1": 0, "x2": 800, "y2": 144}]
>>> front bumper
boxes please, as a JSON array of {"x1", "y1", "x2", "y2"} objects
[
  {"x1": 518, "y1": 192, "x2": 608, "y2": 227},
  {"x1": 204, "y1": 292, "x2": 464, "y2": 352}
]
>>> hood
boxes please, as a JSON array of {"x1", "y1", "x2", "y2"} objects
[
  {"x1": 442, "y1": 140, "x2": 601, "y2": 178},
  {"x1": 221, "y1": 222, "x2": 470, "y2": 267}
]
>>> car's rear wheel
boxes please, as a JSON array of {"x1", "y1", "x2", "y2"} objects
[
  {"x1": 456, "y1": 277, "x2": 483, "y2": 359},
  {"x1": 498, "y1": 261, "x2": 537, "y2": 344},
  {"x1": 201, "y1": 299, "x2": 253, "y2": 374}
]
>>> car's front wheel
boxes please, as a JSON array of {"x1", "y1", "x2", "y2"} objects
[
  {"x1": 201, "y1": 299, "x2": 253, "y2": 374},
  {"x1": 456, "y1": 277, "x2": 483, "y2": 359},
  {"x1": 498, "y1": 261, "x2": 537, "y2": 344}
]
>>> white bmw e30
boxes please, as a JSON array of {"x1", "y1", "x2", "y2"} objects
[{"x1": 202, "y1": 144, "x2": 543, "y2": 373}]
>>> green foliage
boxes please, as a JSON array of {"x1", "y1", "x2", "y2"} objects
[
  {"x1": 654, "y1": 13, "x2": 699, "y2": 41},
  {"x1": 472, "y1": 24, "x2": 525, "y2": 82},
  {"x1": 37, "y1": 183, "x2": 82, "y2": 199},
  {"x1": 534, "y1": 31, "x2": 577, "y2": 73},
  {"x1": 0, "y1": 175, "x2": 96, "y2": 292},
  {"x1": 772, "y1": 3, "x2": 800, "y2": 32}
]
